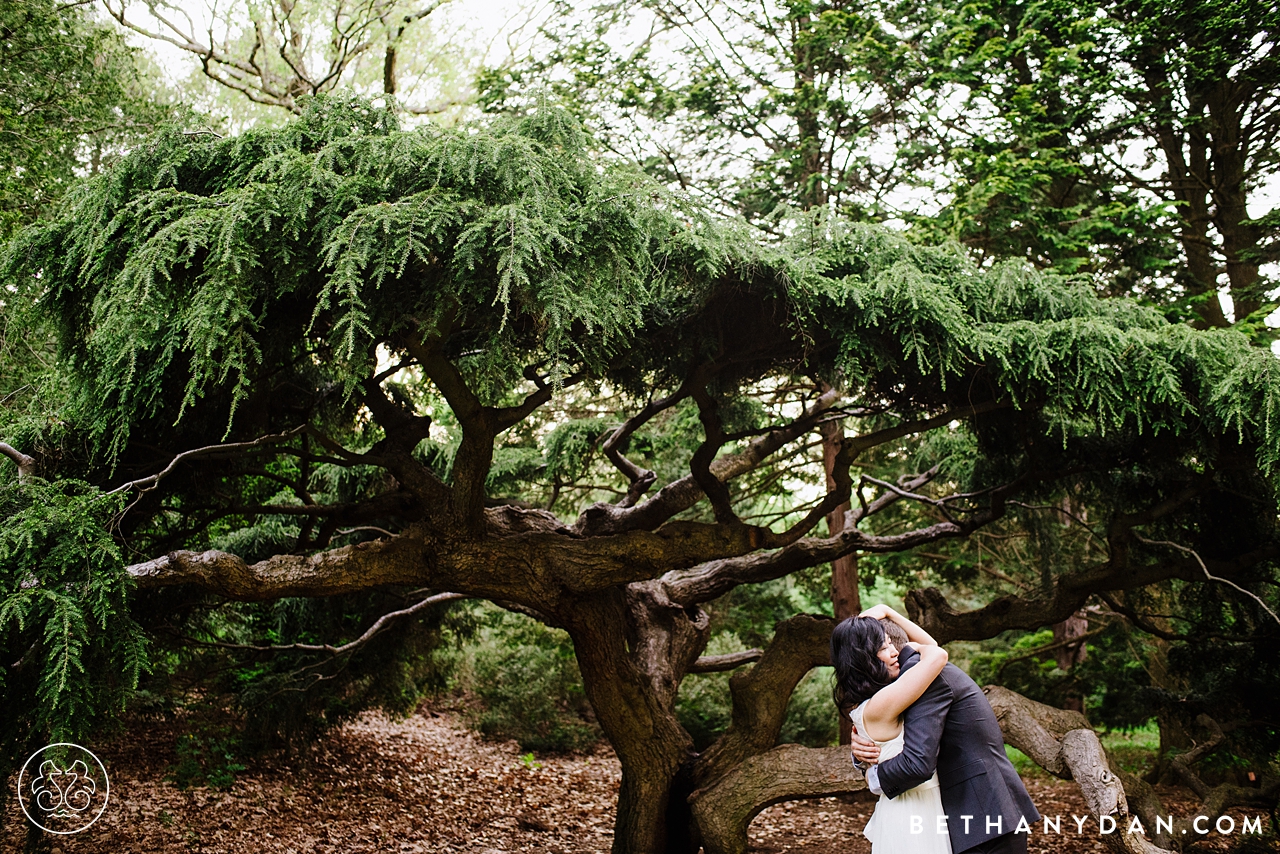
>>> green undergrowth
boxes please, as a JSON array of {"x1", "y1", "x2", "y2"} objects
[
  {"x1": 1098, "y1": 721, "x2": 1160, "y2": 776},
  {"x1": 1006, "y1": 721, "x2": 1160, "y2": 780},
  {"x1": 440, "y1": 603, "x2": 842, "y2": 753}
]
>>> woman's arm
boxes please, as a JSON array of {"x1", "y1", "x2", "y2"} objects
[
  {"x1": 862, "y1": 644, "x2": 948, "y2": 730},
  {"x1": 858, "y1": 604, "x2": 939, "y2": 647}
]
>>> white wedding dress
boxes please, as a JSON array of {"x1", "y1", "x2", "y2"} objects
[{"x1": 851, "y1": 703, "x2": 953, "y2": 854}]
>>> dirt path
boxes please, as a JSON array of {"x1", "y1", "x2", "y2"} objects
[{"x1": 1, "y1": 710, "x2": 1268, "y2": 853}]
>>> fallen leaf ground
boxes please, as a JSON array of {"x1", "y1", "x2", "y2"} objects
[{"x1": 2, "y1": 710, "x2": 1271, "y2": 853}]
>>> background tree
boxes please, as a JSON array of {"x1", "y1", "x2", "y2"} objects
[
  {"x1": 483, "y1": 0, "x2": 1280, "y2": 327},
  {"x1": 0, "y1": 0, "x2": 169, "y2": 236},
  {"x1": 0, "y1": 0, "x2": 173, "y2": 532},
  {"x1": 875, "y1": 0, "x2": 1280, "y2": 332},
  {"x1": 2, "y1": 99, "x2": 1277, "y2": 852},
  {"x1": 102, "y1": 0, "x2": 473, "y2": 119}
]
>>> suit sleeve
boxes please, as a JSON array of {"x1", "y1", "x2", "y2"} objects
[{"x1": 874, "y1": 652, "x2": 952, "y2": 799}]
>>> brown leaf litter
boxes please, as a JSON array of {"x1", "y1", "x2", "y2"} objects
[{"x1": 1, "y1": 711, "x2": 1269, "y2": 853}]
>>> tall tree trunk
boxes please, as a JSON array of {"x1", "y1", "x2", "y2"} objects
[
  {"x1": 1205, "y1": 80, "x2": 1265, "y2": 320},
  {"x1": 383, "y1": 45, "x2": 398, "y2": 94},
  {"x1": 820, "y1": 418, "x2": 859, "y2": 743},
  {"x1": 1052, "y1": 609, "x2": 1089, "y2": 712},
  {"x1": 792, "y1": 10, "x2": 827, "y2": 210},
  {"x1": 1133, "y1": 584, "x2": 1195, "y2": 784},
  {"x1": 1139, "y1": 57, "x2": 1231, "y2": 329}
]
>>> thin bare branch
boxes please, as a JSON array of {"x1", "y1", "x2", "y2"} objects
[
  {"x1": 1133, "y1": 533, "x2": 1280, "y2": 628},
  {"x1": 662, "y1": 474, "x2": 1021, "y2": 606},
  {"x1": 337, "y1": 525, "x2": 396, "y2": 538},
  {"x1": 105, "y1": 427, "x2": 306, "y2": 496},
  {"x1": 574, "y1": 385, "x2": 841, "y2": 536},
  {"x1": 165, "y1": 591, "x2": 468, "y2": 656}
]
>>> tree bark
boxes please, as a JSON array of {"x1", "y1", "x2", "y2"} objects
[
  {"x1": 985, "y1": 686, "x2": 1278, "y2": 853},
  {"x1": 1205, "y1": 80, "x2": 1265, "y2": 319},
  {"x1": 1053, "y1": 609, "x2": 1089, "y2": 711},
  {"x1": 562, "y1": 583, "x2": 711, "y2": 854},
  {"x1": 692, "y1": 745, "x2": 866, "y2": 854},
  {"x1": 820, "y1": 420, "x2": 860, "y2": 622},
  {"x1": 953, "y1": 686, "x2": 1171, "y2": 854},
  {"x1": 0, "y1": 442, "x2": 36, "y2": 479},
  {"x1": 821, "y1": 418, "x2": 859, "y2": 744},
  {"x1": 694, "y1": 683, "x2": 1178, "y2": 854},
  {"x1": 693, "y1": 614, "x2": 835, "y2": 788},
  {"x1": 1052, "y1": 611, "x2": 1089, "y2": 671}
]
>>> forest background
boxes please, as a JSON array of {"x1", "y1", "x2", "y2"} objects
[{"x1": 1, "y1": 1, "x2": 1279, "y2": 852}]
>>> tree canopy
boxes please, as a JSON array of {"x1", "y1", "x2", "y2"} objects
[{"x1": 2, "y1": 96, "x2": 1278, "y2": 852}]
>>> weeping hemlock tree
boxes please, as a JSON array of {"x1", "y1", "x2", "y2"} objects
[{"x1": 2, "y1": 99, "x2": 1279, "y2": 852}]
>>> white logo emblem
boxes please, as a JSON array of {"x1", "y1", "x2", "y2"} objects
[{"x1": 17, "y1": 743, "x2": 110, "y2": 834}]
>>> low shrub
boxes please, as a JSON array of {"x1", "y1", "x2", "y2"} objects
[{"x1": 461, "y1": 605, "x2": 601, "y2": 752}]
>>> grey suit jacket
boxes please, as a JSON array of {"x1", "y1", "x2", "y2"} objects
[{"x1": 875, "y1": 647, "x2": 1040, "y2": 853}]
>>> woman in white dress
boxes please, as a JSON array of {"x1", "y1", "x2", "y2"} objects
[{"x1": 831, "y1": 604, "x2": 952, "y2": 854}]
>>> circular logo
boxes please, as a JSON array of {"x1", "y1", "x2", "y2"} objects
[{"x1": 16, "y1": 743, "x2": 110, "y2": 834}]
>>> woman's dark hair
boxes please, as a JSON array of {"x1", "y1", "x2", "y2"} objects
[{"x1": 831, "y1": 616, "x2": 894, "y2": 712}]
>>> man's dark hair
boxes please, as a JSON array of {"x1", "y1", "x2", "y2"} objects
[{"x1": 880, "y1": 618, "x2": 909, "y2": 651}]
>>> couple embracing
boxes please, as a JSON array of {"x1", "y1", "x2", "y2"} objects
[{"x1": 831, "y1": 605, "x2": 1039, "y2": 854}]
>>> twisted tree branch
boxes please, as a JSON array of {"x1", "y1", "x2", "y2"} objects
[
  {"x1": 163, "y1": 591, "x2": 468, "y2": 656},
  {"x1": 574, "y1": 385, "x2": 841, "y2": 535}
]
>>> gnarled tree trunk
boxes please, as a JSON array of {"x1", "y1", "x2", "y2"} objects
[
  {"x1": 562, "y1": 582, "x2": 712, "y2": 854},
  {"x1": 987, "y1": 687, "x2": 1279, "y2": 853}
]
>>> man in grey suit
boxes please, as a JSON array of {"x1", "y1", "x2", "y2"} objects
[{"x1": 852, "y1": 621, "x2": 1039, "y2": 854}]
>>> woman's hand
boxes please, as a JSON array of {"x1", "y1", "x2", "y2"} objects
[{"x1": 858, "y1": 604, "x2": 893, "y2": 621}]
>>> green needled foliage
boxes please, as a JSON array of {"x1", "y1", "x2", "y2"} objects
[
  {"x1": 4, "y1": 96, "x2": 1278, "y2": 480},
  {"x1": 487, "y1": 0, "x2": 1278, "y2": 333},
  {"x1": 0, "y1": 479, "x2": 144, "y2": 758},
  {"x1": 2, "y1": 96, "x2": 759, "y2": 466},
  {"x1": 0, "y1": 0, "x2": 171, "y2": 238}
]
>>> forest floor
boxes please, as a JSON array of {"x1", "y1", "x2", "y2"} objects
[{"x1": 1, "y1": 706, "x2": 1271, "y2": 854}]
